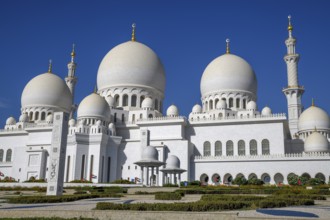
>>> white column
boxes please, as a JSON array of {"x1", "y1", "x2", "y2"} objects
[{"x1": 156, "y1": 167, "x2": 159, "y2": 186}]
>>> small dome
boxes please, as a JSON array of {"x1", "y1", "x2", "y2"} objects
[
  {"x1": 304, "y1": 131, "x2": 329, "y2": 152},
  {"x1": 96, "y1": 120, "x2": 102, "y2": 126},
  {"x1": 21, "y1": 72, "x2": 72, "y2": 112},
  {"x1": 109, "y1": 122, "x2": 115, "y2": 129},
  {"x1": 141, "y1": 97, "x2": 153, "y2": 109},
  {"x1": 261, "y1": 106, "x2": 272, "y2": 116},
  {"x1": 166, "y1": 105, "x2": 179, "y2": 117},
  {"x1": 105, "y1": 96, "x2": 115, "y2": 108},
  {"x1": 97, "y1": 41, "x2": 166, "y2": 94},
  {"x1": 142, "y1": 146, "x2": 158, "y2": 161},
  {"x1": 192, "y1": 104, "x2": 202, "y2": 114},
  {"x1": 299, "y1": 106, "x2": 330, "y2": 132},
  {"x1": 216, "y1": 100, "x2": 227, "y2": 109},
  {"x1": 46, "y1": 114, "x2": 53, "y2": 123},
  {"x1": 247, "y1": 101, "x2": 257, "y2": 110},
  {"x1": 6, "y1": 117, "x2": 16, "y2": 125},
  {"x1": 166, "y1": 155, "x2": 180, "y2": 169},
  {"x1": 77, "y1": 93, "x2": 110, "y2": 121},
  {"x1": 19, "y1": 114, "x2": 29, "y2": 122},
  {"x1": 200, "y1": 54, "x2": 257, "y2": 97},
  {"x1": 69, "y1": 119, "x2": 76, "y2": 127}
]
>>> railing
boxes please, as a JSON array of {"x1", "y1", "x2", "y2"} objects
[
  {"x1": 189, "y1": 113, "x2": 286, "y2": 123},
  {"x1": 0, "y1": 123, "x2": 53, "y2": 133},
  {"x1": 136, "y1": 116, "x2": 186, "y2": 122},
  {"x1": 194, "y1": 152, "x2": 330, "y2": 160}
]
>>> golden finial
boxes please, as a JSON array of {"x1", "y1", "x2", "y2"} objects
[
  {"x1": 226, "y1": 38, "x2": 230, "y2": 54},
  {"x1": 287, "y1": 15, "x2": 293, "y2": 31},
  {"x1": 312, "y1": 98, "x2": 315, "y2": 106},
  {"x1": 71, "y1": 43, "x2": 76, "y2": 58},
  {"x1": 94, "y1": 85, "x2": 97, "y2": 94},
  {"x1": 314, "y1": 126, "x2": 317, "y2": 132},
  {"x1": 48, "y1": 59, "x2": 52, "y2": 73},
  {"x1": 131, "y1": 23, "x2": 136, "y2": 41}
]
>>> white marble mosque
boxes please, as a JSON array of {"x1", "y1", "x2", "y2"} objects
[{"x1": 0, "y1": 17, "x2": 330, "y2": 186}]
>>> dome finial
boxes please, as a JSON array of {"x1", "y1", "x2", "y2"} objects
[
  {"x1": 312, "y1": 98, "x2": 315, "y2": 106},
  {"x1": 226, "y1": 38, "x2": 230, "y2": 54},
  {"x1": 71, "y1": 43, "x2": 76, "y2": 62},
  {"x1": 131, "y1": 23, "x2": 136, "y2": 41},
  {"x1": 287, "y1": 15, "x2": 293, "y2": 37},
  {"x1": 314, "y1": 126, "x2": 317, "y2": 132},
  {"x1": 94, "y1": 85, "x2": 97, "y2": 94},
  {"x1": 48, "y1": 59, "x2": 52, "y2": 73}
]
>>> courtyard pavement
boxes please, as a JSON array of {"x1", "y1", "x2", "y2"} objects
[{"x1": 0, "y1": 189, "x2": 329, "y2": 219}]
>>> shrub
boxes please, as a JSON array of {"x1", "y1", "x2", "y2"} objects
[
  {"x1": 232, "y1": 176, "x2": 248, "y2": 185},
  {"x1": 111, "y1": 179, "x2": 135, "y2": 184},
  {"x1": 163, "y1": 183, "x2": 179, "y2": 187},
  {"x1": 24, "y1": 176, "x2": 47, "y2": 183},
  {"x1": 69, "y1": 179, "x2": 92, "y2": 183},
  {"x1": 307, "y1": 178, "x2": 325, "y2": 186},
  {"x1": 247, "y1": 178, "x2": 264, "y2": 185},
  {"x1": 7, "y1": 193, "x2": 123, "y2": 204},
  {"x1": 155, "y1": 192, "x2": 182, "y2": 200},
  {"x1": 0, "y1": 176, "x2": 17, "y2": 182}
]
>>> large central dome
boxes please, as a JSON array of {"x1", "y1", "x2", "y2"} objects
[
  {"x1": 200, "y1": 53, "x2": 257, "y2": 97},
  {"x1": 97, "y1": 41, "x2": 166, "y2": 94}
]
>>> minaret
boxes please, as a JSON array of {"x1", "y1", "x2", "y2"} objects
[
  {"x1": 65, "y1": 44, "x2": 78, "y2": 119},
  {"x1": 282, "y1": 15, "x2": 304, "y2": 137}
]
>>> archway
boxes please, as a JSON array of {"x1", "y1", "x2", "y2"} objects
[
  {"x1": 274, "y1": 173, "x2": 284, "y2": 185},
  {"x1": 200, "y1": 173, "x2": 209, "y2": 185}
]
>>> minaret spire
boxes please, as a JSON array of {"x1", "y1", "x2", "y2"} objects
[
  {"x1": 65, "y1": 44, "x2": 78, "y2": 119},
  {"x1": 288, "y1": 15, "x2": 293, "y2": 38},
  {"x1": 48, "y1": 59, "x2": 52, "y2": 73},
  {"x1": 282, "y1": 15, "x2": 304, "y2": 138},
  {"x1": 131, "y1": 23, "x2": 136, "y2": 41},
  {"x1": 226, "y1": 38, "x2": 230, "y2": 54}
]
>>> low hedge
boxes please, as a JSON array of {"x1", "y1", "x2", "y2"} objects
[
  {"x1": 0, "y1": 218, "x2": 94, "y2": 220},
  {"x1": 155, "y1": 192, "x2": 182, "y2": 200},
  {"x1": 0, "y1": 186, "x2": 46, "y2": 192},
  {"x1": 95, "y1": 194, "x2": 316, "y2": 211},
  {"x1": 6, "y1": 193, "x2": 122, "y2": 204},
  {"x1": 96, "y1": 201, "x2": 252, "y2": 211}
]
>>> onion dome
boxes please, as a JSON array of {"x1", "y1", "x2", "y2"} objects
[
  {"x1": 298, "y1": 105, "x2": 330, "y2": 132},
  {"x1": 166, "y1": 155, "x2": 180, "y2": 169},
  {"x1": 216, "y1": 100, "x2": 227, "y2": 109},
  {"x1": 69, "y1": 119, "x2": 76, "y2": 127},
  {"x1": 77, "y1": 93, "x2": 110, "y2": 122},
  {"x1": 6, "y1": 117, "x2": 16, "y2": 125},
  {"x1": 247, "y1": 101, "x2": 257, "y2": 111},
  {"x1": 304, "y1": 131, "x2": 329, "y2": 152},
  {"x1": 141, "y1": 97, "x2": 153, "y2": 109},
  {"x1": 261, "y1": 106, "x2": 272, "y2": 116},
  {"x1": 19, "y1": 114, "x2": 29, "y2": 122},
  {"x1": 21, "y1": 71, "x2": 72, "y2": 113},
  {"x1": 46, "y1": 114, "x2": 53, "y2": 123},
  {"x1": 200, "y1": 53, "x2": 257, "y2": 97},
  {"x1": 192, "y1": 104, "x2": 202, "y2": 114},
  {"x1": 97, "y1": 41, "x2": 166, "y2": 94},
  {"x1": 166, "y1": 104, "x2": 179, "y2": 117},
  {"x1": 142, "y1": 146, "x2": 159, "y2": 161},
  {"x1": 105, "y1": 96, "x2": 115, "y2": 108}
]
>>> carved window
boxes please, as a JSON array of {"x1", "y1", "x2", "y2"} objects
[
  {"x1": 6, "y1": 149, "x2": 12, "y2": 162},
  {"x1": 0, "y1": 149, "x2": 3, "y2": 162},
  {"x1": 226, "y1": 141, "x2": 234, "y2": 156},
  {"x1": 131, "y1": 95, "x2": 137, "y2": 107},
  {"x1": 250, "y1": 140, "x2": 258, "y2": 155},
  {"x1": 215, "y1": 141, "x2": 222, "y2": 156},
  {"x1": 203, "y1": 141, "x2": 211, "y2": 156},
  {"x1": 262, "y1": 139, "x2": 270, "y2": 155},
  {"x1": 122, "y1": 94, "x2": 128, "y2": 106},
  {"x1": 238, "y1": 140, "x2": 245, "y2": 155}
]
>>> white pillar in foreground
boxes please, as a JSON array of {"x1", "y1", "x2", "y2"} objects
[{"x1": 47, "y1": 112, "x2": 69, "y2": 196}]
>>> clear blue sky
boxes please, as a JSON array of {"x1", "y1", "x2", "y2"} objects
[{"x1": 0, "y1": 0, "x2": 330, "y2": 125}]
